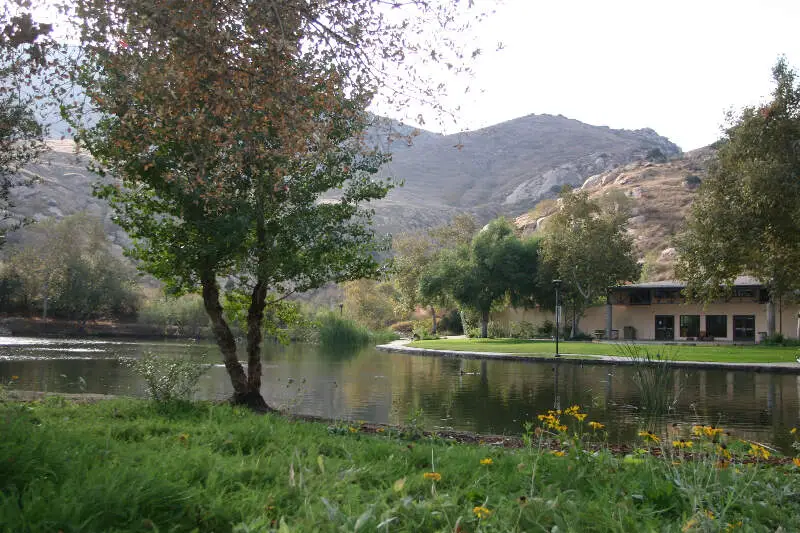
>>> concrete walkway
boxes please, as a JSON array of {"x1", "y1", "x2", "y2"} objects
[{"x1": 376, "y1": 339, "x2": 800, "y2": 374}]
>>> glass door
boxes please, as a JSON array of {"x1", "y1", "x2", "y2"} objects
[
  {"x1": 655, "y1": 315, "x2": 674, "y2": 340},
  {"x1": 733, "y1": 315, "x2": 755, "y2": 341}
]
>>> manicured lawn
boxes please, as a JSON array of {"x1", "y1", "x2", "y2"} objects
[
  {"x1": 2, "y1": 399, "x2": 800, "y2": 532},
  {"x1": 407, "y1": 338, "x2": 800, "y2": 363}
]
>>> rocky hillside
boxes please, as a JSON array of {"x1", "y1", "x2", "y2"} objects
[
  {"x1": 515, "y1": 147, "x2": 716, "y2": 280},
  {"x1": 370, "y1": 114, "x2": 681, "y2": 232}
]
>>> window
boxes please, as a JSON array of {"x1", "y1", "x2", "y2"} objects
[
  {"x1": 655, "y1": 315, "x2": 674, "y2": 340},
  {"x1": 705, "y1": 315, "x2": 727, "y2": 338},
  {"x1": 733, "y1": 315, "x2": 755, "y2": 340},
  {"x1": 732, "y1": 287, "x2": 754, "y2": 299},
  {"x1": 680, "y1": 315, "x2": 700, "y2": 337},
  {"x1": 628, "y1": 289, "x2": 651, "y2": 305}
]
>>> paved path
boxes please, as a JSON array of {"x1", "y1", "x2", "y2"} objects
[{"x1": 376, "y1": 339, "x2": 800, "y2": 374}]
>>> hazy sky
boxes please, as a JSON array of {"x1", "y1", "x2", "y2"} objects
[{"x1": 387, "y1": 0, "x2": 800, "y2": 151}]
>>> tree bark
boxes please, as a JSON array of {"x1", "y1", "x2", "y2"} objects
[
  {"x1": 200, "y1": 273, "x2": 251, "y2": 406},
  {"x1": 480, "y1": 309, "x2": 489, "y2": 338},
  {"x1": 430, "y1": 306, "x2": 437, "y2": 335},
  {"x1": 244, "y1": 280, "x2": 271, "y2": 411}
]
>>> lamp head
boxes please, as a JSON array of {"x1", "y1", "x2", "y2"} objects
[{"x1": 553, "y1": 279, "x2": 562, "y2": 289}]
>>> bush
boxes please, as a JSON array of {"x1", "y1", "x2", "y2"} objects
[
  {"x1": 509, "y1": 321, "x2": 537, "y2": 339},
  {"x1": 684, "y1": 174, "x2": 702, "y2": 188},
  {"x1": 570, "y1": 332, "x2": 594, "y2": 341},
  {"x1": 466, "y1": 326, "x2": 481, "y2": 338},
  {"x1": 537, "y1": 319, "x2": 555, "y2": 337},
  {"x1": 412, "y1": 320, "x2": 438, "y2": 341},
  {"x1": 487, "y1": 321, "x2": 508, "y2": 338},
  {"x1": 123, "y1": 352, "x2": 208, "y2": 402},
  {"x1": 390, "y1": 320, "x2": 414, "y2": 337},
  {"x1": 138, "y1": 294, "x2": 209, "y2": 336}
]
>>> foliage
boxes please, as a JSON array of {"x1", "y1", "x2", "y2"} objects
[
  {"x1": 437, "y1": 308, "x2": 464, "y2": 335},
  {"x1": 676, "y1": 59, "x2": 800, "y2": 303},
  {"x1": 0, "y1": 1, "x2": 62, "y2": 246},
  {"x1": 316, "y1": 313, "x2": 397, "y2": 348},
  {"x1": 389, "y1": 320, "x2": 415, "y2": 337},
  {"x1": 392, "y1": 214, "x2": 478, "y2": 333},
  {"x1": 487, "y1": 321, "x2": 509, "y2": 339},
  {"x1": 3, "y1": 400, "x2": 800, "y2": 532},
  {"x1": 411, "y1": 320, "x2": 438, "y2": 341},
  {"x1": 537, "y1": 319, "x2": 555, "y2": 337},
  {"x1": 1, "y1": 213, "x2": 139, "y2": 320},
  {"x1": 509, "y1": 321, "x2": 537, "y2": 339},
  {"x1": 342, "y1": 279, "x2": 401, "y2": 330},
  {"x1": 617, "y1": 345, "x2": 682, "y2": 418},
  {"x1": 123, "y1": 352, "x2": 208, "y2": 402},
  {"x1": 539, "y1": 188, "x2": 640, "y2": 336},
  {"x1": 420, "y1": 217, "x2": 541, "y2": 338}
]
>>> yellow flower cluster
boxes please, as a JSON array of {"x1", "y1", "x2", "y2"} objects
[
  {"x1": 792, "y1": 457, "x2": 800, "y2": 468},
  {"x1": 717, "y1": 444, "x2": 732, "y2": 461},
  {"x1": 672, "y1": 439, "x2": 692, "y2": 449},
  {"x1": 550, "y1": 450, "x2": 565, "y2": 457},
  {"x1": 692, "y1": 425, "x2": 723, "y2": 439},
  {"x1": 473, "y1": 506, "x2": 492, "y2": 519},
  {"x1": 588, "y1": 421, "x2": 605, "y2": 430},
  {"x1": 422, "y1": 472, "x2": 441, "y2": 481},
  {"x1": 479, "y1": 458, "x2": 493, "y2": 465},
  {"x1": 638, "y1": 430, "x2": 660, "y2": 444},
  {"x1": 563, "y1": 405, "x2": 587, "y2": 421},
  {"x1": 537, "y1": 411, "x2": 567, "y2": 432},
  {"x1": 748, "y1": 443, "x2": 770, "y2": 460}
]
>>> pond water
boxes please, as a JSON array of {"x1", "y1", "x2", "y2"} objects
[{"x1": 2, "y1": 336, "x2": 799, "y2": 453}]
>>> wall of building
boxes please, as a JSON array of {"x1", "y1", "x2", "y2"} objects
[{"x1": 494, "y1": 301, "x2": 800, "y2": 341}]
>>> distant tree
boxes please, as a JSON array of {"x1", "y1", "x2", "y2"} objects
[
  {"x1": 540, "y1": 189, "x2": 640, "y2": 337},
  {"x1": 675, "y1": 58, "x2": 800, "y2": 335},
  {"x1": 392, "y1": 214, "x2": 477, "y2": 333},
  {"x1": 420, "y1": 217, "x2": 539, "y2": 338},
  {"x1": 3, "y1": 213, "x2": 138, "y2": 320},
  {"x1": 342, "y1": 278, "x2": 400, "y2": 330}
]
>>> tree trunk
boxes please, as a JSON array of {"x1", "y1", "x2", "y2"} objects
[
  {"x1": 244, "y1": 281, "x2": 272, "y2": 412},
  {"x1": 480, "y1": 310, "x2": 489, "y2": 338},
  {"x1": 766, "y1": 296, "x2": 776, "y2": 337},
  {"x1": 430, "y1": 307, "x2": 437, "y2": 335},
  {"x1": 200, "y1": 274, "x2": 251, "y2": 406}
]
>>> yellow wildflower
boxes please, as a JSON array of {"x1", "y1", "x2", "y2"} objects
[
  {"x1": 748, "y1": 443, "x2": 770, "y2": 460},
  {"x1": 423, "y1": 472, "x2": 441, "y2": 482},
  {"x1": 573, "y1": 413, "x2": 587, "y2": 422},
  {"x1": 472, "y1": 506, "x2": 492, "y2": 519},
  {"x1": 692, "y1": 425, "x2": 723, "y2": 439},
  {"x1": 705, "y1": 510, "x2": 716, "y2": 520},
  {"x1": 682, "y1": 517, "x2": 698, "y2": 532},
  {"x1": 725, "y1": 521, "x2": 743, "y2": 532},
  {"x1": 480, "y1": 458, "x2": 493, "y2": 465},
  {"x1": 564, "y1": 405, "x2": 580, "y2": 416},
  {"x1": 589, "y1": 421, "x2": 605, "y2": 430},
  {"x1": 376, "y1": 428, "x2": 385, "y2": 433},
  {"x1": 717, "y1": 444, "x2": 732, "y2": 460},
  {"x1": 672, "y1": 439, "x2": 693, "y2": 449},
  {"x1": 638, "y1": 431, "x2": 660, "y2": 444},
  {"x1": 792, "y1": 427, "x2": 798, "y2": 435},
  {"x1": 551, "y1": 450, "x2": 565, "y2": 457},
  {"x1": 792, "y1": 457, "x2": 800, "y2": 468},
  {"x1": 11, "y1": 375, "x2": 19, "y2": 380},
  {"x1": 348, "y1": 426, "x2": 358, "y2": 433}
]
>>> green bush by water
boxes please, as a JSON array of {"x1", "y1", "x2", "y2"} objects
[
  {"x1": 318, "y1": 314, "x2": 397, "y2": 348},
  {"x1": 2, "y1": 400, "x2": 799, "y2": 532}
]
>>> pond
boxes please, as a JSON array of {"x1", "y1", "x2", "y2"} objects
[{"x1": 1, "y1": 336, "x2": 799, "y2": 453}]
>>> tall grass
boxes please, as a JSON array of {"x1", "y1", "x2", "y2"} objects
[
  {"x1": 317, "y1": 313, "x2": 398, "y2": 348},
  {"x1": 618, "y1": 344, "x2": 683, "y2": 419}
]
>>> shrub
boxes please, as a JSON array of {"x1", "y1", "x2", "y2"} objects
[
  {"x1": 487, "y1": 321, "x2": 509, "y2": 338},
  {"x1": 537, "y1": 319, "x2": 555, "y2": 337},
  {"x1": 570, "y1": 332, "x2": 594, "y2": 341},
  {"x1": 123, "y1": 352, "x2": 208, "y2": 402},
  {"x1": 390, "y1": 321, "x2": 414, "y2": 336},
  {"x1": 412, "y1": 320, "x2": 438, "y2": 340},
  {"x1": 684, "y1": 174, "x2": 702, "y2": 188},
  {"x1": 466, "y1": 326, "x2": 481, "y2": 338},
  {"x1": 138, "y1": 294, "x2": 209, "y2": 336},
  {"x1": 509, "y1": 320, "x2": 537, "y2": 339}
]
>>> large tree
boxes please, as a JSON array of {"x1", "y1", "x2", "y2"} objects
[
  {"x1": 420, "y1": 217, "x2": 539, "y2": 338},
  {"x1": 392, "y1": 214, "x2": 477, "y2": 333},
  {"x1": 676, "y1": 59, "x2": 800, "y2": 334},
  {"x1": 70, "y1": 0, "x2": 488, "y2": 409},
  {"x1": 539, "y1": 188, "x2": 640, "y2": 337}
]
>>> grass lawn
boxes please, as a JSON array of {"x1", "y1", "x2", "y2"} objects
[
  {"x1": 407, "y1": 338, "x2": 800, "y2": 363},
  {"x1": 2, "y1": 399, "x2": 800, "y2": 532}
]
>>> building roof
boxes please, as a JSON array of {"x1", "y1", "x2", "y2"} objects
[{"x1": 614, "y1": 275, "x2": 762, "y2": 290}]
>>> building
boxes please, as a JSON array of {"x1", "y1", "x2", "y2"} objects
[{"x1": 495, "y1": 276, "x2": 799, "y2": 342}]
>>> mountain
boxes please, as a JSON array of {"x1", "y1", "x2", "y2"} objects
[
  {"x1": 5, "y1": 114, "x2": 682, "y2": 251},
  {"x1": 515, "y1": 147, "x2": 715, "y2": 281}
]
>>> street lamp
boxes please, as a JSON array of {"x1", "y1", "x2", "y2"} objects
[{"x1": 553, "y1": 279, "x2": 562, "y2": 357}]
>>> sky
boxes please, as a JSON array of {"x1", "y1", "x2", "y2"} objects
[{"x1": 384, "y1": 0, "x2": 800, "y2": 151}]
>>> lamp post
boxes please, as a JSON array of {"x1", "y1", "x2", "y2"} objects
[{"x1": 553, "y1": 279, "x2": 562, "y2": 357}]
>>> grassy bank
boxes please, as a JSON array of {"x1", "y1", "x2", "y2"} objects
[
  {"x1": 2, "y1": 399, "x2": 800, "y2": 532},
  {"x1": 406, "y1": 338, "x2": 800, "y2": 363}
]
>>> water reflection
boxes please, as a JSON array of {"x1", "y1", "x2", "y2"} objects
[{"x1": 1, "y1": 337, "x2": 799, "y2": 452}]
